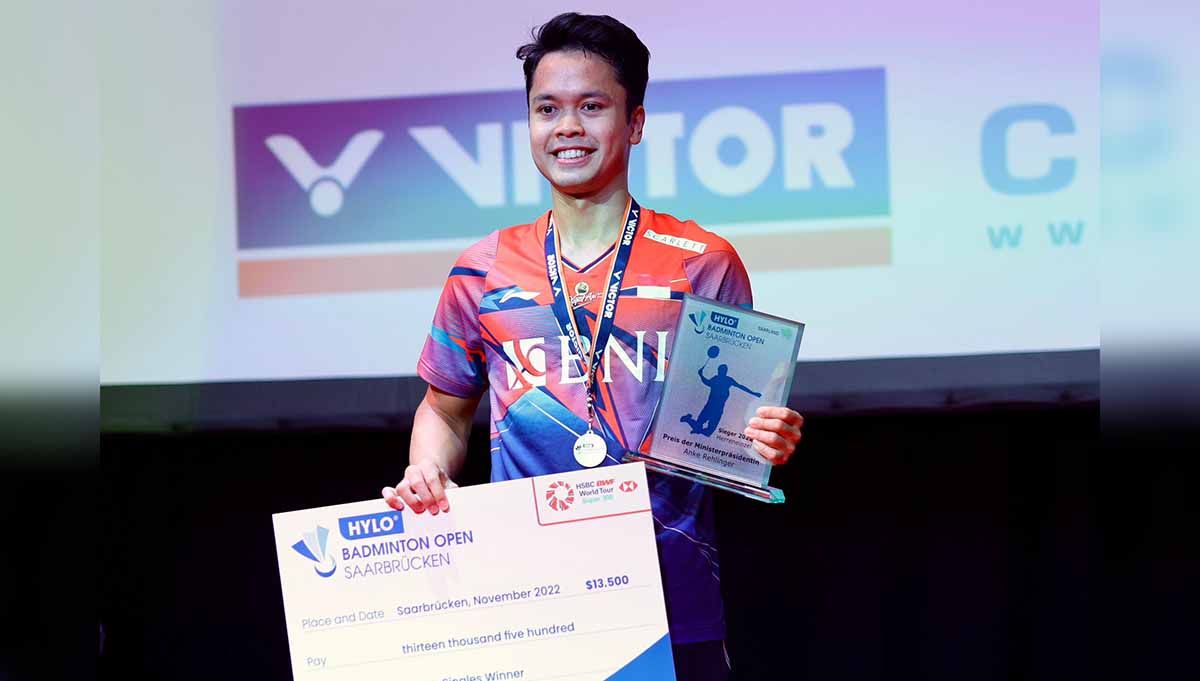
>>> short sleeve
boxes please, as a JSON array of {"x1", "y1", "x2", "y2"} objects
[
  {"x1": 416, "y1": 233, "x2": 498, "y2": 398},
  {"x1": 682, "y1": 247, "x2": 753, "y2": 309}
]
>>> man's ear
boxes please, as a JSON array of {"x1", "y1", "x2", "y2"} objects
[{"x1": 629, "y1": 105, "x2": 646, "y2": 145}]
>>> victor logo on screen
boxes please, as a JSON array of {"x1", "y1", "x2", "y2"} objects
[
  {"x1": 291, "y1": 525, "x2": 338, "y2": 578},
  {"x1": 232, "y1": 68, "x2": 891, "y2": 251},
  {"x1": 265, "y1": 131, "x2": 384, "y2": 217}
]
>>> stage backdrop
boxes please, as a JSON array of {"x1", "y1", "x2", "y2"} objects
[{"x1": 101, "y1": 0, "x2": 1096, "y2": 385}]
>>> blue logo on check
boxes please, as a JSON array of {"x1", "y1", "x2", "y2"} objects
[{"x1": 291, "y1": 525, "x2": 338, "y2": 578}]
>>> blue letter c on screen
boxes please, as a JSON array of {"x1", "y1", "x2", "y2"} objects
[{"x1": 981, "y1": 104, "x2": 1076, "y2": 195}]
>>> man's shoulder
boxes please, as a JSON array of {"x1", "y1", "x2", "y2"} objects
[
  {"x1": 641, "y1": 208, "x2": 738, "y2": 258},
  {"x1": 495, "y1": 216, "x2": 544, "y2": 240},
  {"x1": 451, "y1": 215, "x2": 541, "y2": 269},
  {"x1": 640, "y1": 207, "x2": 752, "y2": 305},
  {"x1": 451, "y1": 230, "x2": 499, "y2": 272},
  {"x1": 454, "y1": 214, "x2": 547, "y2": 266}
]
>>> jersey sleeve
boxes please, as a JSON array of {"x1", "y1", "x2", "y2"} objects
[
  {"x1": 682, "y1": 244, "x2": 753, "y2": 309},
  {"x1": 416, "y1": 233, "x2": 497, "y2": 398}
]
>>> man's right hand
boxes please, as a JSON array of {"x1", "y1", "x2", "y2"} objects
[{"x1": 382, "y1": 460, "x2": 457, "y2": 515}]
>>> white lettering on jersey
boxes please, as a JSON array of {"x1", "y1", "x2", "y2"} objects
[
  {"x1": 501, "y1": 337, "x2": 547, "y2": 389},
  {"x1": 643, "y1": 229, "x2": 707, "y2": 254},
  {"x1": 500, "y1": 332, "x2": 671, "y2": 389}
]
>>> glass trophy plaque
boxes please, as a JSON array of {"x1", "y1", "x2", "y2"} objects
[{"x1": 624, "y1": 294, "x2": 804, "y2": 503}]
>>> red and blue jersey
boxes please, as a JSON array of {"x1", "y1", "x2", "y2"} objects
[{"x1": 418, "y1": 204, "x2": 752, "y2": 643}]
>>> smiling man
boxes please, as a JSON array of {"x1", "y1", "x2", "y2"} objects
[{"x1": 382, "y1": 13, "x2": 804, "y2": 679}]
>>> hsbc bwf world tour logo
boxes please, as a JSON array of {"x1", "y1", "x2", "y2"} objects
[{"x1": 545, "y1": 481, "x2": 575, "y2": 511}]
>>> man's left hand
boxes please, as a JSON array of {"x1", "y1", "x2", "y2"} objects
[{"x1": 743, "y1": 406, "x2": 804, "y2": 465}]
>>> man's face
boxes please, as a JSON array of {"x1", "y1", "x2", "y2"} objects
[{"x1": 528, "y1": 50, "x2": 645, "y2": 197}]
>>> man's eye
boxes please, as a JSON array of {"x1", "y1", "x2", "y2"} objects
[
  {"x1": 582, "y1": 102, "x2": 601, "y2": 112},
  {"x1": 537, "y1": 105, "x2": 556, "y2": 115}
]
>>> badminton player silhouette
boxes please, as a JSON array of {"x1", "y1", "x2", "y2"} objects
[{"x1": 680, "y1": 346, "x2": 762, "y2": 437}]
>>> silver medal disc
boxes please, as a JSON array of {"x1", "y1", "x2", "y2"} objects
[{"x1": 573, "y1": 431, "x2": 608, "y2": 468}]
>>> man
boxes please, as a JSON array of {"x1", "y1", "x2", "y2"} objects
[{"x1": 382, "y1": 13, "x2": 804, "y2": 679}]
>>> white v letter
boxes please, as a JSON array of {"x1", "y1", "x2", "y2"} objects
[{"x1": 264, "y1": 130, "x2": 384, "y2": 216}]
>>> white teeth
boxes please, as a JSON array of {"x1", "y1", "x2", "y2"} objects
[{"x1": 556, "y1": 149, "x2": 588, "y2": 159}]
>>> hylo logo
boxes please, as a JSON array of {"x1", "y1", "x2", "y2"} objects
[
  {"x1": 689, "y1": 311, "x2": 708, "y2": 334},
  {"x1": 710, "y1": 312, "x2": 739, "y2": 329},
  {"x1": 266, "y1": 130, "x2": 384, "y2": 217},
  {"x1": 545, "y1": 481, "x2": 575, "y2": 511},
  {"x1": 291, "y1": 525, "x2": 338, "y2": 578},
  {"x1": 338, "y1": 510, "x2": 405, "y2": 541}
]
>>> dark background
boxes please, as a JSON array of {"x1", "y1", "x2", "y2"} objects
[{"x1": 88, "y1": 401, "x2": 1106, "y2": 681}]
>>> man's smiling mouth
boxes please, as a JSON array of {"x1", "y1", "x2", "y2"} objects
[{"x1": 554, "y1": 148, "x2": 594, "y2": 161}]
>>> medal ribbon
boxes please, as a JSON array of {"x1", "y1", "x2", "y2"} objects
[{"x1": 544, "y1": 198, "x2": 640, "y2": 436}]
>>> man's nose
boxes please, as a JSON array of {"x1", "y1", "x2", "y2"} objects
[{"x1": 555, "y1": 110, "x2": 584, "y2": 137}]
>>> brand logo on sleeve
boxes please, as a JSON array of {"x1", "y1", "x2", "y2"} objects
[
  {"x1": 643, "y1": 230, "x2": 708, "y2": 254},
  {"x1": 499, "y1": 288, "x2": 541, "y2": 304},
  {"x1": 291, "y1": 525, "x2": 338, "y2": 578}
]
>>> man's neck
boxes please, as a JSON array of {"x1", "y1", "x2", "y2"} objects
[{"x1": 551, "y1": 183, "x2": 631, "y2": 263}]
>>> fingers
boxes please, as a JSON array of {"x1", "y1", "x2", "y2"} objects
[
  {"x1": 393, "y1": 462, "x2": 454, "y2": 515},
  {"x1": 747, "y1": 416, "x2": 802, "y2": 442},
  {"x1": 749, "y1": 437, "x2": 793, "y2": 465},
  {"x1": 425, "y1": 466, "x2": 450, "y2": 513},
  {"x1": 756, "y1": 406, "x2": 804, "y2": 428},
  {"x1": 744, "y1": 427, "x2": 795, "y2": 462},
  {"x1": 406, "y1": 465, "x2": 437, "y2": 514},
  {"x1": 745, "y1": 407, "x2": 805, "y2": 466},
  {"x1": 381, "y1": 486, "x2": 404, "y2": 511},
  {"x1": 394, "y1": 476, "x2": 425, "y2": 514}
]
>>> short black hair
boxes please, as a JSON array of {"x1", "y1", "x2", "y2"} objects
[{"x1": 516, "y1": 13, "x2": 650, "y2": 119}]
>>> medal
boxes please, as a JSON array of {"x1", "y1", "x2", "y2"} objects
[
  {"x1": 573, "y1": 431, "x2": 608, "y2": 467},
  {"x1": 545, "y1": 198, "x2": 641, "y2": 469}
]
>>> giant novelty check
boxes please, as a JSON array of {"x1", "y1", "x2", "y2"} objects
[{"x1": 272, "y1": 463, "x2": 675, "y2": 681}]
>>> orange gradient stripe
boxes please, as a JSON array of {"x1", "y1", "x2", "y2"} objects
[{"x1": 238, "y1": 250, "x2": 460, "y2": 297}]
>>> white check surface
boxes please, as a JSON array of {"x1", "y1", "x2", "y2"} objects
[{"x1": 273, "y1": 463, "x2": 674, "y2": 681}]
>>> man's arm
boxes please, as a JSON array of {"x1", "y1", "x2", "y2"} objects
[{"x1": 382, "y1": 385, "x2": 481, "y2": 515}]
